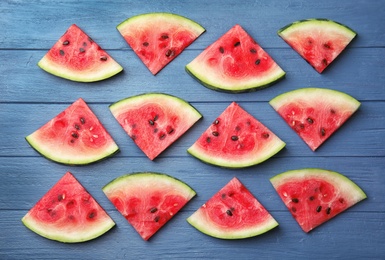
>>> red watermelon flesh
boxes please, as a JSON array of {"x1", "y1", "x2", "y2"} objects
[
  {"x1": 26, "y1": 98, "x2": 119, "y2": 165},
  {"x1": 38, "y1": 24, "x2": 123, "y2": 82},
  {"x1": 278, "y1": 19, "x2": 357, "y2": 73},
  {"x1": 117, "y1": 13, "x2": 205, "y2": 75},
  {"x1": 188, "y1": 102, "x2": 285, "y2": 168},
  {"x1": 22, "y1": 172, "x2": 115, "y2": 243},
  {"x1": 187, "y1": 177, "x2": 278, "y2": 239},
  {"x1": 269, "y1": 88, "x2": 360, "y2": 151},
  {"x1": 186, "y1": 24, "x2": 285, "y2": 92},
  {"x1": 103, "y1": 172, "x2": 196, "y2": 240},
  {"x1": 270, "y1": 168, "x2": 366, "y2": 232},
  {"x1": 109, "y1": 93, "x2": 202, "y2": 160}
]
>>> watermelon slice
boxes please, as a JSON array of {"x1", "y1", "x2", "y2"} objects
[
  {"x1": 188, "y1": 102, "x2": 285, "y2": 168},
  {"x1": 22, "y1": 172, "x2": 115, "y2": 243},
  {"x1": 278, "y1": 19, "x2": 357, "y2": 73},
  {"x1": 186, "y1": 24, "x2": 285, "y2": 93},
  {"x1": 269, "y1": 88, "x2": 360, "y2": 151},
  {"x1": 103, "y1": 172, "x2": 196, "y2": 240},
  {"x1": 270, "y1": 168, "x2": 366, "y2": 232},
  {"x1": 187, "y1": 177, "x2": 278, "y2": 239},
  {"x1": 117, "y1": 12, "x2": 205, "y2": 75},
  {"x1": 109, "y1": 93, "x2": 202, "y2": 160},
  {"x1": 38, "y1": 24, "x2": 123, "y2": 82},
  {"x1": 26, "y1": 98, "x2": 119, "y2": 165}
]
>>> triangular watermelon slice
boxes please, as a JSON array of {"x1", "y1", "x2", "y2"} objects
[
  {"x1": 270, "y1": 168, "x2": 366, "y2": 232},
  {"x1": 38, "y1": 24, "x2": 123, "y2": 82},
  {"x1": 278, "y1": 19, "x2": 357, "y2": 73},
  {"x1": 26, "y1": 98, "x2": 119, "y2": 165},
  {"x1": 186, "y1": 24, "x2": 285, "y2": 92},
  {"x1": 187, "y1": 177, "x2": 278, "y2": 239},
  {"x1": 117, "y1": 12, "x2": 205, "y2": 75},
  {"x1": 269, "y1": 88, "x2": 360, "y2": 151},
  {"x1": 188, "y1": 102, "x2": 285, "y2": 168},
  {"x1": 22, "y1": 172, "x2": 115, "y2": 243},
  {"x1": 103, "y1": 172, "x2": 196, "y2": 240},
  {"x1": 109, "y1": 93, "x2": 202, "y2": 160}
]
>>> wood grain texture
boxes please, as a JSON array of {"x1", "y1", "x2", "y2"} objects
[{"x1": 1, "y1": 0, "x2": 384, "y2": 259}]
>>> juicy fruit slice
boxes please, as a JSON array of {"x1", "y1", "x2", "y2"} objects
[
  {"x1": 186, "y1": 24, "x2": 285, "y2": 92},
  {"x1": 269, "y1": 88, "x2": 360, "y2": 151},
  {"x1": 38, "y1": 24, "x2": 123, "y2": 82},
  {"x1": 278, "y1": 19, "x2": 357, "y2": 73},
  {"x1": 103, "y1": 172, "x2": 196, "y2": 240},
  {"x1": 26, "y1": 98, "x2": 119, "y2": 165},
  {"x1": 22, "y1": 172, "x2": 115, "y2": 243},
  {"x1": 188, "y1": 102, "x2": 285, "y2": 168},
  {"x1": 270, "y1": 168, "x2": 366, "y2": 232},
  {"x1": 187, "y1": 177, "x2": 278, "y2": 239},
  {"x1": 117, "y1": 12, "x2": 205, "y2": 75},
  {"x1": 110, "y1": 93, "x2": 202, "y2": 160}
]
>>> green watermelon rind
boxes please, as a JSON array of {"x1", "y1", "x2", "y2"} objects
[
  {"x1": 38, "y1": 56, "x2": 123, "y2": 83},
  {"x1": 278, "y1": 18, "x2": 357, "y2": 38},
  {"x1": 187, "y1": 211, "x2": 278, "y2": 240},
  {"x1": 117, "y1": 12, "x2": 205, "y2": 36},
  {"x1": 102, "y1": 172, "x2": 196, "y2": 200},
  {"x1": 187, "y1": 140, "x2": 285, "y2": 169},
  {"x1": 25, "y1": 135, "x2": 119, "y2": 165},
  {"x1": 269, "y1": 87, "x2": 361, "y2": 110},
  {"x1": 109, "y1": 92, "x2": 202, "y2": 120},
  {"x1": 185, "y1": 66, "x2": 285, "y2": 93},
  {"x1": 22, "y1": 212, "x2": 115, "y2": 243}
]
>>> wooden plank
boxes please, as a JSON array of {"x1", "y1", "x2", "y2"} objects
[
  {"x1": 0, "y1": 157, "x2": 380, "y2": 211},
  {"x1": 1, "y1": 0, "x2": 385, "y2": 49},
  {"x1": 1, "y1": 101, "x2": 383, "y2": 157},
  {"x1": 1, "y1": 209, "x2": 384, "y2": 259},
  {"x1": 1, "y1": 47, "x2": 385, "y2": 103}
]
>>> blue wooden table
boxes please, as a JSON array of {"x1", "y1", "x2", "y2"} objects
[{"x1": 1, "y1": 0, "x2": 384, "y2": 259}]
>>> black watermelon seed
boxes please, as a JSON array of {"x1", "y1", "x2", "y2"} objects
[
  {"x1": 59, "y1": 50, "x2": 65, "y2": 56},
  {"x1": 150, "y1": 207, "x2": 158, "y2": 213},
  {"x1": 168, "y1": 128, "x2": 174, "y2": 134},
  {"x1": 339, "y1": 198, "x2": 345, "y2": 204},
  {"x1": 149, "y1": 120, "x2": 154, "y2": 125},
  {"x1": 231, "y1": 136, "x2": 239, "y2": 141},
  {"x1": 235, "y1": 125, "x2": 241, "y2": 131},
  {"x1": 143, "y1": 42, "x2": 149, "y2": 47},
  {"x1": 165, "y1": 49, "x2": 175, "y2": 57},
  {"x1": 58, "y1": 194, "x2": 64, "y2": 202},
  {"x1": 153, "y1": 115, "x2": 159, "y2": 121},
  {"x1": 309, "y1": 196, "x2": 315, "y2": 201},
  {"x1": 70, "y1": 139, "x2": 75, "y2": 143},
  {"x1": 330, "y1": 109, "x2": 336, "y2": 114},
  {"x1": 74, "y1": 124, "x2": 80, "y2": 130},
  {"x1": 307, "y1": 118, "x2": 314, "y2": 124},
  {"x1": 154, "y1": 128, "x2": 158, "y2": 133},
  {"x1": 234, "y1": 41, "x2": 241, "y2": 47},
  {"x1": 63, "y1": 40, "x2": 69, "y2": 45},
  {"x1": 320, "y1": 128, "x2": 326, "y2": 136},
  {"x1": 292, "y1": 198, "x2": 299, "y2": 203},
  {"x1": 322, "y1": 58, "x2": 328, "y2": 66},
  {"x1": 326, "y1": 207, "x2": 331, "y2": 214},
  {"x1": 159, "y1": 133, "x2": 166, "y2": 140},
  {"x1": 206, "y1": 137, "x2": 211, "y2": 143},
  {"x1": 213, "y1": 119, "x2": 219, "y2": 125},
  {"x1": 79, "y1": 48, "x2": 85, "y2": 53},
  {"x1": 250, "y1": 48, "x2": 257, "y2": 53},
  {"x1": 219, "y1": 46, "x2": 224, "y2": 53},
  {"x1": 316, "y1": 206, "x2": 322, "y2": 213},
  {"x1": 226, "y1": 209, "x2": 233, "y2": 216},
  {"x1": 291, "y1": 207, "x2": 297, "y2": 213},
  {"x1": 212, "y1": 131, "x2": 219, "y2": 137},
  {"x1": 88, "y1": 210, "x2": 96, "y2": 219},
  {"x1": 100, "y1": 56, "x2": 108, "y2": 61},
  {"x1": 262, "y1": 133, "x2": 270, "y2": 139},
  {"x1": 221, "y1": 193, "x2": 226, "y2": 199},
  {"x1": 161, "y1": 34, "x2": 169, "y2": 40},
  {"x1": 80, "y1": 117, "x2": 86, "y2": 124},
  {"x1": 323, "y1": 43, "x2": 331, "y2": 49},
  {"x1": 154, "y1": 216, "x2": 160, "y2": 222},
  {"x1": 71, "y1": 132, "x2": 79, "y2": 138},
  {"x1": 255, "y1": 59, "x2": 261, "y2": 65}
]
